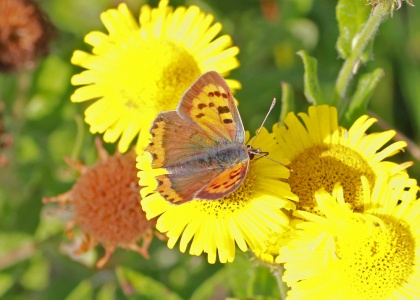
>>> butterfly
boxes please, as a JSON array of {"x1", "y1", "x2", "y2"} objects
[{"x1": 146, "y1": 71, "x2": 262, "y2": 204}]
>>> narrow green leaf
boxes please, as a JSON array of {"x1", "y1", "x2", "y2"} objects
[
  {"x1": 344, "y1": 68, "x2": 384, "y2": 125},
  {"x1": 296, "y1": 50, "x2": 324, "y2": 105},
  {"x1": 65, "y1": 280, "x2": 93, "y2": 300},
  {"x1": 279, "y1": 82, "x2": 295, "y2": 125},
  {"x1": 0, "y1": 232, "x2": 35, "y2": 269},
  {"x1": 336, "y1": 0, "x2": 371, "y2": 61},
  {"x1": 20, "y1": 254, "x2": 50, "y2": 290},
  {"x1": 225, "y1": 254, "x2": 279, "y2": 299},
  {"x1": 189, "y1": 267, "x2": 230, "y2": 300},
  {"x1": 97, "y1": 282, "x2": 116, "y2": 300},
  {"x1": 0, "y1": 274, "x2": 13, "y2": 298},
  {"x1": 116, "y1": 267, "x2": 182, "y2": 300}
]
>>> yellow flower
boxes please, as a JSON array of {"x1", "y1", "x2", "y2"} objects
[
  {"x1": 254, "y1": 105, "x2": 412, "y2": 264},
  {"x1": 274, "y1": 104, "x2": 410, "y2": 215},
  {"x1": 278, "y1": 176, "x2": 420, "y2": 299},
  {"x1": 43, "y1": 139, "x2": 157, "y2": 268},
  {"x1": 71, "y1": 0, "x2": 240, "y2": 153},
  {"x1": 137, "y1": 128, "x2": 297, "y2": 264}
]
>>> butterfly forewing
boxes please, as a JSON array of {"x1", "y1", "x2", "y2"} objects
[
  {"x1": 147, "y1": 111, "x2": 214, "y2": 168},
  {"x1": 177, "y1": 71, "x2": 245, "y2": 143}
]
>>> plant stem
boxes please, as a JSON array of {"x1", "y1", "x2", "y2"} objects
[
  {"x1": 71, "y1": 114, "x2": 85, "y2": 161},
  {"x1": 273, "y1": 266, "x2": 288, "y2": 299},
  {"x1": 333, "y1": 2, "x2": 392, "y2": 117},
  {"x1": 0, "y1": 242, "x2": 36, "y2": 270}
]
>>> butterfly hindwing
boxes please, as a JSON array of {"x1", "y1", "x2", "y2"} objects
[
  {"x1": 196, "y1": 161, "x2": 249, "y2": 200},
  {"x1": 154, "y1": 168, "x2": 223, "y2": 204},
  {"x1": 177, "y1": 71, "x2": 245, "y2": 144}
]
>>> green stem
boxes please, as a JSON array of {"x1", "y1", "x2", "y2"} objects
[
  {"x1": 71, "y1": 114, "x2": 85, "y2": 161},
  {"x1": 273, "y1": 266, "x2": 288, "y2": 299},
  {"x1": 333, "y1": 2, "x2": 392, "y2": 117}
]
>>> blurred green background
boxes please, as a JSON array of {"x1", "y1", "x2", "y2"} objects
[{"x1": 1, "y1": 0, "x2": 420, "y2": 299}]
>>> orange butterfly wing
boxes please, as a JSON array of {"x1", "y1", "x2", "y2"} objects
[
  {"x1": 146, "y1": 71, "x2": 249, "y2": 204},
  {"x1": 177, "y1": 71, "x2": 245, "y2": 143},
  {"x1": 147, "y1": 111, "x2": 236, "y2": 203},
  {"x1": 195, "y1": 161, "x2": 249, "y2": 200}
]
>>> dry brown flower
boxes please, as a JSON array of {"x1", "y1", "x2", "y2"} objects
[
  {"x1": 43, "y1": 139, "x2": 157, "y2": 268},
  {"x1": 0, "y1": 0, "x2": 55, "y2": 72}
]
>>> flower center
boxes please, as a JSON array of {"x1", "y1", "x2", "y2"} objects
[
  {"x1": 288, "y1": 144, "x2": 375, "y2": 214},
  {"x1": 337, "y1": 217, "x2": 415, "y2": 298},
  {"x1": 199, "y1": 167, "x2": 256, "y2": 217},
  {"x1": 115, "y1": 37, "x2": 201, "y2": 113},
  {"x1": 72, "y1": 152, "x2": 153, "y2": 245}
]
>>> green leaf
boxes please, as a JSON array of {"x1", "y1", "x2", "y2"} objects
[
  {"x1": 0, "y1": 232, "x2": 34, "y2": 256},
  {"x1": 336, "y1": 0, "x2": 371, "y2": 61},
  {"x1": 189, "y1": 267, "x2": 231, "y2": 300},
  {"x1": 20, "y1": 254, "x2": 50, "y2": 290},
  {"x1": 0, "y1": 274, "x2": 14, "y2": 298},
  {"x1": 225, "y1": 254, "x2": 279, "y2": 299},
  {"x1": 25, "y1": 55, "x2": 72, "y2": 120},
  {"x1": 279, "y1": 82, "x2": 295, "y2": 125},
  {"x1": 296, "y1": 50, "x2": 324, "y2": 105},
  {"x1": 344, "y1": 68, "x2": 384, "y2": 125},
  {"x1": 116, "y1": 267, "x2": 183, "y2": 300},
  {"x1": 97, "y1": 282, "x2": 116, "y2": 300},
  {"x1": 0, "y1": 232, "x2": 35, "y2": 269},
  {"x1": 65, "y1": 280, "x2": 93, "y2": 300}
]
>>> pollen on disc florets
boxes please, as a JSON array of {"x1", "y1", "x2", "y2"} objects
[
  {"x1": 115, "y1": 38, "x2": 202, "y2": 113},
  {"x1": 288, "y1": 144, "x2": 375, "y2": 215},
  {"x1": 337, "y1": 216, "x2": 415, "y2": 298}
]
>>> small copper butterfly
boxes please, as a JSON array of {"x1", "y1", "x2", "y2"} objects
[{"x1": 147, "y1": 71, "x2": 262, "y2": 204}]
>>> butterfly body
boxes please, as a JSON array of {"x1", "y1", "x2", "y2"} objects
[
  {"x1": 165, "y1": 142, "x2": 248, "y2": 174},
  {"x1": 147, "y1": 71, "x2": 252, "y2": 204}
]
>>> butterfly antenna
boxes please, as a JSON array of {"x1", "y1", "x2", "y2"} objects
[
  {"x1": 247, "y1": 99, "x2": 293, "y2": 172},
  {"x1": 249, "y1": 98, "x2": 276, "y2": 147},
  {"x1": 249, "y1": 148, "x2": 293, "y2": 172}
]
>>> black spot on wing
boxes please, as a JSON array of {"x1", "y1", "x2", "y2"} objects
[
  {"x1": 198, "y1": 103, "x2": 207, "y2": 109},
  {"x1": 196, "y1": 113, "x2": 205, "y2": 118},
  {"x1": 217, "y1": 106, "x2": 230, "y2": 114},
  {"x1": 223, "y1": 119, "x2": 233, "y2": 124}
]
